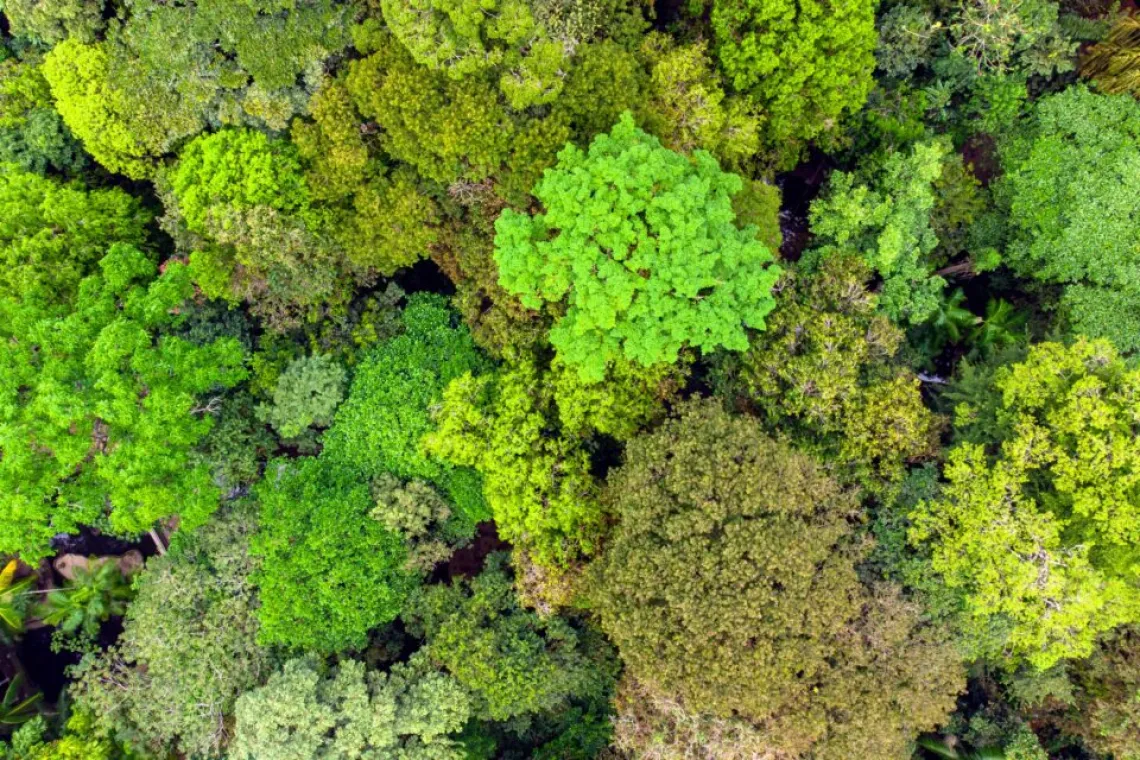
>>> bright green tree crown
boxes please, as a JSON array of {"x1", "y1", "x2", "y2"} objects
[{"x1": 493, "y1": 111, "x2": 781, "y2": 381}]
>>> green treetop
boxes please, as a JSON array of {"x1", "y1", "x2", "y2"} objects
[
  {"x1": 381, "y1": 0, "x2": 572, "y2": 109},
  {"x1": 741, "y1": 253, "x2": 940, "y2": 484},
  {"x1": 0, "y1": 165, "x2": 149, "y2": 305},
  {"x1": 809, "y1": 139, "x2": 952, "y2": 325},
  {"x1": 494, "y1": 112, "x2": 780, "y2": 382},
  {"x1": 42, "y1": 0, "x2": 352, "y2": 178},
  {"x1": 910, "y1": 339, "x2": 1140, "y2": 669},
  {"x1": 996, "y1": 86, "x2": 1140, "y2": 352},
  {"x1": 404, "y1": 555, "x2": 618, "y2": 722},
  {"x1": 71, "y1": 507, "x2": 270, "y2": 759},
  {"x1": 591, "y1": 399, "x2": 963, "y2": 758},
  {"x1": 0, "y1": 244, "x2": 247, "y2": 562},
  {"x1": 252, "y1": 456, "x2": 416, "y2": 654},
  {"x1": 0, "y1": 55, "x2": 86, "y2": 175},
  {"x1": 321, "y1": 293, "x2": 492, "y2": 525},
  {"x1": 231, "y1": 654, "x2": 471, "y2": 760},
  {"x1": 710, "y1": 0, "x2": 877, "y2": 165}
]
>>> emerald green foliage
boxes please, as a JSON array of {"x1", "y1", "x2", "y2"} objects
[
  {"x1": 231, "y1": 654, "x2": 471, "y2": 760},
  {"x1": 1, "y1": 0, "x2": 1134, "y2": 753},
  {"x1": 191, "y1": 393, "x2": 276, "y2": 493},
  {"x1": 741, "y1": 254, "x2": 939, "y2": 484},
  {"x1": 909, "y1": 339, "x2": 1140, "y2": 669},
  {"x1": 405, "y1": 555, "x2": 618, "y2": 721},
  {"x1": 41, "y1": 0, "x2": 353, "y2": 178},
  {"x1": 0, "y1": 55, "x2": 84, "y2": 174},
  {"x1": 322, "y1": 293, "x2": 491, "y2": 524},
  {"x1": 710, "y1": 0, "x2": 877, "y2": 164},
  {"x1": 996, "y1": 86, "x2": 1140, "y2": 351},
  {"x1": 494, "y1": 112, "x2": 781, "y2": 382},
  {"x1": 0, "y1": 243, "x2": 246, "y2": 562},
  {"x1": 0, "y1": 165, "x2": 149, "y2": 304},
  {"x1": 256, "y1": 355, "x2": 346, "y2": 439},
  {"x1": 252, "y1": 456, "x2": 416, "y2": 653},
  {"x1": 71, "y1": 507, "x2": 270, "y2": 759},
  {"x1": 423, "y1": 359, "x2": 606, "y2": 569},
  {"x1": 33, "y1": 560, "x2": 133, "y2": 646},
  {"x1": 809, "y1": 139, "x2": 949, "y2": 325},
  {"x1": 592, "y1": 399, "x2": 964, "y2": 758}
]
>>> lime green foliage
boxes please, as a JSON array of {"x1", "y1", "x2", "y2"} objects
[
  {"x1": 494, "y1": 112, "x2": 781, "y2": 382},
  {"x1": 33, "y1": 560, "x2": 134, "y2": 645},
  {"x1": 171, "y1": 128, "x2": 310, "y2": 235},
  {"x1": 550, "y1": 356, "x2": 684, "y2": 440},
  {"x1": 346, "y1": 28, "x2": 513, "y2": 185},
  {"x1": 252, "y1": 457, "x2": 416, "y2": 653},
  {"x1": 0, "y1": 165, "x2": 148, "y2": 305},
  {"x1": 3, "y1": 712, "x2": 119, "y2": 760},
  {"x1": 42, "y1": 1, "x2": 352, "y2": 178},
  {"x1": 256, "y1": 355, "x2": 346, "y2": 439},
  {"x1": 231, "y1": 654, "x2": 471, "y2": 760},
  {"x1": 1, "y1": 0, "x2": 105, "y2": 43},
  {"x1": 592, "y1": 399, "x2": 963, "y2": 758},
  {"x1": 405, "y1": 555, "x2": 618, "y2": 721},
  {"x1": 0, "y1": 244, "x2": 247, "y2": 563},
  {"x1": 423, "y1": 361, "x2": 603, "y2": 569},
  {"x1": 381, "y1": 0, "x2": 571, "y2": 109},
  {"x1": 710, "y1": 0, "x2": 876, "y2": 164},
  {"x1": 170, "y1": 128, "x2": 382, "y2": 329},
  {"x1": 322, "y1": 294, "x2": 491, "y2": 524},
  {"x1": 71, "y1": 508, "x2": 269, "y2": 759},
  {"x1": 1068, "y1": 627, "x2": 1140, "y2": 759},
  {"x1": 996, "y1": 86, "x2": 1140, "y2": 352},
  {"x1": 742, "y1": 254, "x2": 939, "y2": 484},
  {"x1": 41, "y1": 38, "x2": 191, "y2": 179},
  {"x1": 910, "y1": 339, "x2": 1140, "y2": 669},
  {"x1": 809, "y1": 140, "x2": 949, "y2": 325},
  {"x1": 0, "y1": 56, "x2": 84, "y2": 174},
  {"x1": 638, "y1": 33, "x2": 760, "y2": 168}
]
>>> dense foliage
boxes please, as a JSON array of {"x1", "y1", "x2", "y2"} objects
[{"x1": 0, "y1": 0, "x2": 1136, "y2": 757}]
